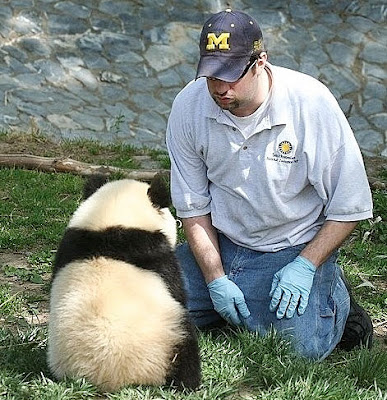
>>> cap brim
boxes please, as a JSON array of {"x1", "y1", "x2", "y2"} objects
[{"x1": 196, "y1": 55, "x2": 250, "y2": 82}]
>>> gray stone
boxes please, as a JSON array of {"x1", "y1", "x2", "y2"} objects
[
  {"x1": 54, "y1": 2, "x2": 91, "y2": 19},
  {"x1": 271, "y1": 54, "x2": 299, "y2": 70},
  {"x1": 370, "y1": 113, "x2": 387, "y2": 131},
  {"x1": 57, "y1": 55, "x2": 85, "y2": 69},
  {"x1": 99, "y1": 0, "x2": 133, "y2": 16},
  {"x1": 363, "y1": 80, "x2": 386, "y2": 101},
  {"x1": 5, "y1": 56, "x2": 34, "y2": 74},
  {"x1": 325, "y1": 42, "x2": 357, "y2": 66},
  {"x1": 69, "y1": 111, "x2": 105, "y2": 131},
  {"x1": 47, "y1": 114, "x2": 82, "y2": 130},
  {"x1": 309, "y1": 24, "x2": 335, "y2": 42},
  {"x1": 99, "y1": 85, "x2": 129, "y2": 102},
  {"x1": 355, "y1": 129, "x2": 384, "y2": 152},
  {"x1": 100, "y1": 71, "x2": 125, "y2": 84},
  {"x1": 14, "y1": 73, "x2": 45, "y2": 87},
  {"x1": 362, "y1": 62, "x2": 386, "y2": 80},
  {"x1": 77, "y1": 34, "x2": 104, "y2": 52},
  {"x1": 84, "y1": 53, "x2": 110, "y2": 70},
  {"x1": 18, "y1": 38, "x2": 51, "y2": 57},
  {"x1": 362, "y1": 99, "x2": 384, "y2": 115},
  {"x1": 158, "y1": 69, "x2": 183, "y2": 88},
  {"x1": 116, "y1": 51, "x2": 144, "y2": 64},
  {"x1": 360, "y1": 41, "x2": 387, "y2": 64},
  {"x1": 300, "y1": 43, "x2": 330, "y2": 67},
  {"x1": 349, "y1": 115, "x2": 370, "y2": 131},
  {"x1": 159, "y1": 87, "x2": 181, "y2": 107},
  {"x1": 1, "y1": 45, "x2": 29, "y2": 63},
  {"x1": 318, "y1": 13, "x2": 343, "y2": 25},
  {"x1": 10, "y1": 14, "x2": 42, "y2": 35},
  {"x1": 69, "y1": 68, "x2": 99, "y2": 90},
  {"x1": 33, "y1": 60, "x2": 66, "y2": 84},
  {"x1": 320, "y1": 65, "x2": 361, "y2": 96},
  {"x1": 63, "y1": 79, "x2": 100, "y2": 104},
  {"x1": 0, "y1": 6, "x2": 12, "y2": 19},
  {"x1": 3, "y1": 115, "x2": 20, "y2": 125},
  {"x1": 8, "y1": 0, "x2": 34, "y2": 8},
  {"x1": 299, "y1": 63, "x2": 320, "y2": 79},
  {"x1": 15, "y1": 101, "x2": 48, "y2": 117},
  {"x1": 105, "y1": 103, "x2": 136, "y2": 122},
  {"x1": 90, "y1": 16, "x2": 120, "y2": 32},
  {"x1": 126, "y1": 77, "x2": 159, "y2": 93},
  {"x1": 249, "y1": 10, "x2": 285, "y2": 30},
  {"x1": 12, "y1": 89, "x2": 54, "y2": 103},
  {"x1": 289, "y1": 2, "x2": 314, "y2": 21},
  {"x1": 144, "y1": 45, "x2": 185, "y2": 72},
  {"x1": 336, "y1": 26, "x2": 365, "y2": 45},
  {"x1": 347, "y1": 16, "x2": 376, "y2": 33},
  {"x1": 0, "y1": 0, "x2": 384, "y2": 156},
  {"x1": 48, "y1": 15, "x2": 88, "y2": 34}
]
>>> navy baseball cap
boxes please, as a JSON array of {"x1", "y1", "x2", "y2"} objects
[{"x1": 196, "y1": 9, "x2": 264, "y2": 82}]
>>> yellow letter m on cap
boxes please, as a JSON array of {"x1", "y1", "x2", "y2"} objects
[{"x1": 206, "y1": 33, "x2": 230, "y2": 50}]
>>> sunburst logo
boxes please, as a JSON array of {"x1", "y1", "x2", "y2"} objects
[{"x1": 278, "y1": 141, "x2": 293, "y2": 154}]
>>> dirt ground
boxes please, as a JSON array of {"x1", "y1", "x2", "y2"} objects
[{"x1": 0, "y1": 133, "x2": 386, "y2": 346}]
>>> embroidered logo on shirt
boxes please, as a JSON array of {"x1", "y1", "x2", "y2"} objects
[
  {"x1": 266, "y1": 140, "x2": 299, "y2": 164},
  {"x1": 278, "y1": 141, "x2": 292, "y2": 154}
]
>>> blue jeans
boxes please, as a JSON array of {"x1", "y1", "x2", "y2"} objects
[{"x1": 176, "y1": 233, "x2": 350, "y2": 360}]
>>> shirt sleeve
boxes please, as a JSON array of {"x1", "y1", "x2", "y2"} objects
[
  {"x1": 166, "y1": 92, "x2": 211, "y2": 218},
  {"x1": 308, "y1": 94, "x2": 373, "y2": 222}
]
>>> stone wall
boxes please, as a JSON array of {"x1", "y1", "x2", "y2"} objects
[{"x1": 0, "y1": 0, "x2": 385, "y2": 156}]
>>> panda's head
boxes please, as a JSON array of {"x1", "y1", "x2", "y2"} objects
[{"x1": 68, "y1": 175, "x2": 177, "y2": 248}]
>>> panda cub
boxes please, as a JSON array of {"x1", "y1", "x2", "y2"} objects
[{"x1": 47, "y1": 175, "x2": 201, "y2": 392}]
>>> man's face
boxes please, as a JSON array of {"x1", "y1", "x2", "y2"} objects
[{"x1": 206, "y1": 54, "x2": 267, "y2": 117}]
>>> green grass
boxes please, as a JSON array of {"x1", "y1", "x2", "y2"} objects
[{"x1": 0, "y1": 134, "x2": 386, "y2": 399}]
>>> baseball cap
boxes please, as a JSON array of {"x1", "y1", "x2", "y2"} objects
[{"x1": 196, "y1": 9, "x2": 264, "y2": 82}]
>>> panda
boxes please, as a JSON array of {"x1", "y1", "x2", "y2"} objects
[{"x1": 47, "y1": 174, "x2": 201, "y2": 392}]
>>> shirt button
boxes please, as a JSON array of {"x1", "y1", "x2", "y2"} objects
[{"x1": 242, "y1": 145, "x2": 248, "y2": 150}]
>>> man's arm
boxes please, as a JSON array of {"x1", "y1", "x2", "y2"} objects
[
  {"x1": 182, "y1": 214, "x2": 224, "y2": 283},
  {"x1": 182, "y1": 214, "x2": 251, "y2": 325},
  {"x1": 270, "y1": 220, "x2": 358, "y2": 319},
  {"x1": 300, "y1": 220, "x2": 358, "y2": 267}
]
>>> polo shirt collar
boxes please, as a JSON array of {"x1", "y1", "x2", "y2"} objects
[{"x1": 203, "y1": 63, "x2": 291, "y2": 130}]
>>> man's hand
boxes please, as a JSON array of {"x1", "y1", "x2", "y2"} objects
[
  {"x1": 269, "y1": 256, "x2": 316, "y2": 319},
  {"x1": 207, "y1": 276, "x2": 251, "y2": 326}
]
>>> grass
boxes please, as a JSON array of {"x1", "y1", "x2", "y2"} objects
[{"x1": 0, "y1": 132, "x2": 386, "y2": 399}]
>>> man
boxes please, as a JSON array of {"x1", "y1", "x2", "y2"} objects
[{"x1": 166, "y1": 9, "x2": 373, "y2": 360}]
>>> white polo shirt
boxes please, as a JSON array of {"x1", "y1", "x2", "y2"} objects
[{"x1": 166, "y1": 64, "x2": 373, "y2": 252}]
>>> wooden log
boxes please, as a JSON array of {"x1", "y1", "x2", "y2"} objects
[{"x1": 0, "y1": 153, "x2": 169, "y2": 181}]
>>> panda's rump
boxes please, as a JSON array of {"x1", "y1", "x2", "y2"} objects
[{"x1": 48, "y1": 257, "x2": 187, "y2": 391}]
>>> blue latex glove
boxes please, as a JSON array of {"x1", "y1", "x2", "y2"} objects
[
  {"x1": 207, "y1": 275, "x2": 251, "y2": 326},
  {"x1": 269, "y1": 256, "x2": 316, "y2": 319}
]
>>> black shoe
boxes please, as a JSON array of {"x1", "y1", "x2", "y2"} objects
[{"x1": 337, "y1": 276, "x2": 373, "y2": 351}]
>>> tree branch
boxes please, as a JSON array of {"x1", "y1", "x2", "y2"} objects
[{"x1": 0, "y1": 153, "x2": 169, "y2": 181}]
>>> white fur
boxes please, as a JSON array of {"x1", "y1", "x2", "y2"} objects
[
  {"x1": 48, "y1": 257, "x2": 186, "y2": 392},
  {"x1": 68, "y1": 179, "x2": 177, "y2": 247},
  {"x1": 48, "y1": 179, "x2": 184, "y2": 391}
]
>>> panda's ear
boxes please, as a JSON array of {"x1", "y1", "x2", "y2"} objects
[
  {"x1": 147, "y1": 173, "x2": 171, "y2": 209},
  {"x1": 83, "y1": 175, "x2": 108, "y2": 199}
]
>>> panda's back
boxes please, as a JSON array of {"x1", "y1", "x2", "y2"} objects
[{"x1": 48, "y1": 257, "x2": 187, "y2": 391}]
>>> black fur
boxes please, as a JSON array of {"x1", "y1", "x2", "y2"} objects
[
  {"x1": 83, "y1": 175, "x2": 108, "y2": 199},
  {"x1": 147, "y1": 173, "x2": 171, "y2": 209},
  {"x1": 53, "y1": 226, "x2": 201, "y2": 390},
  {"x1": 54, "y1": 227, "x2": 186, "y2": 304},
  {"x1": 82, "y1": 174, "x2": 171, "y2": 208}
]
